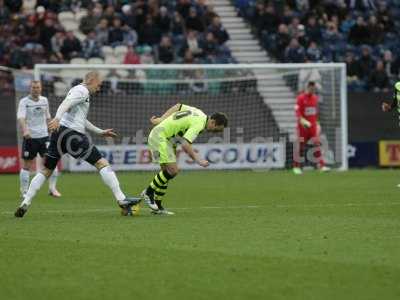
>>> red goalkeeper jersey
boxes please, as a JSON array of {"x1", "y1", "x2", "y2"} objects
[{"x1": 295, "y1": 92, "x2": 319, "y2": 125}]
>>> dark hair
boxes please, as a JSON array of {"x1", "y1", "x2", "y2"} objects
[
  {"x1": 210, "y1": 112, "x2": 228, "y2": 127},
  {"x1": 308, "y1": 81, "x2": 316, "y2": 87}
]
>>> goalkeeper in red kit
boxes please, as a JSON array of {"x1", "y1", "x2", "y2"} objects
[{"x1": 293, "y1": 81, "x2": 330, "y2": 174}]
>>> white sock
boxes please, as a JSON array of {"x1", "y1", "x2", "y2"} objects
[
  {"x1": 48, "y1": 167, "x2": 59, "y2": 192},
  {"x1": 19, "y1": 169, "x2": 30, "y2": 195},
  {"x1": 99, "y1": 166, "x2": 125, "y2": 202},
  {"x1": 21, "y1": 173, "x2": 47, "y2": 207}
]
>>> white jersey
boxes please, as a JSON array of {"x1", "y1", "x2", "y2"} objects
[
  {"x1": 59, "y1": 84, "x2": 90, "y2": 134},
  {"x1": 17, "y1": 95, "x2": 50, "y2": 138}
]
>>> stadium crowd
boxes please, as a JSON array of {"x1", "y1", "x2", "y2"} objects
[
  {"x1": 236, "y1": 0, "x2": 400, "y2": 91},
  {"x1": 0, "y1": 0, "x2": 234, "y2": 70},
  {"x1": 2, "y1": 0, "x2": 400, "y2": 92}
]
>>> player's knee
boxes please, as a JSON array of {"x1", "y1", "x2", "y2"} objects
[
  {"x1": 165, "y1": 165, "x2": 179, "y2": 177},
  {"x1": 21, "y1": 159, "x2": 34, "y2": 171},
  {"x1": 94, "y1": 158, "x2": 109, "y2": 170},
  {"x1": 41, "y1": 167, "x2": 53, "y2": 178}
]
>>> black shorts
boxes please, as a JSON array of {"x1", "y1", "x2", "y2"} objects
[
  {"x1": 21, "y1": 137, "x2": 49, "y2": 160},
  {"x1": 44, "y1": 126, "x2": 103, "y2": 170}
]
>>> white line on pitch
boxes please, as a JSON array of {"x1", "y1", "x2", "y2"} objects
[{"x1": 1, "y1": 202, "x2": 400, "y2": 215}]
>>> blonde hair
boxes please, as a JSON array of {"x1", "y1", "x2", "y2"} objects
[{"x1": 84, "y1": 71, "x2": 100, "y2": 83}]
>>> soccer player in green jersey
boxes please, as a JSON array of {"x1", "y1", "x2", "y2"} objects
[
  {"x1": 139, "y1": 103, "x2": 228, "y2": 215},
  {"x1": 382, "y1": 81, "x2": 400, "y2": 113}
]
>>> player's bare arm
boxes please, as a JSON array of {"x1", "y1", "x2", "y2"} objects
[
  {"x1": 150, "y1": 103, "x2": 181, "y2": 125},
  {"x1": 382, "y1": 101, "x2": 393, "y2": 112},
  {"x1": 18, "y1": 118, "x2": 31, "y2": 138},
  {"x1": 181, "y1": 141, "x2": 209, "y2": 167}
]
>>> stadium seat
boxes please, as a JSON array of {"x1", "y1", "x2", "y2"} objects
[
  {"x1": 114, "y1": 45, "x2": 128, "y2": 56},
  {"x1": 116, "y1": 69, "x2": 129, "y2": 78},
  {"x1": 58, "y1": 11, "x2": 75, "y2": 23},
  {"x1": 75, "y1": 9, "x2": 88, "y2": 22},
  {"x1": 74, "y1": 30, "x2": 86, "y2": 42},
  {"x1": 87, "y1": 57, "x2": 104, "y2": 64},
  {"x1": 101, "y1": 46, "x2": 114, "y2": 57},
  {"x1": 22, "y1": 0, "x2": 37, "y2": 13},
  {"x1": 62, "y1": 20, "x2": 79, "y2": 32},
  {"x1": 54, "y1": 81, "x2": 68, "y2": 97},
  {"x1": 105, "y1": 56, "x2": 119, "y2": 64},
  {"x1": 70, "y1": 57, "x2": 87, "y2": 64}
]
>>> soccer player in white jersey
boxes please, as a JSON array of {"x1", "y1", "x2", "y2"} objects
[
  {"x1": 15, "y1": 72, "x2": 140, "y2": 217},
  {"x1": 17, "y1": 81, "x2": 61, "y2": 198}
]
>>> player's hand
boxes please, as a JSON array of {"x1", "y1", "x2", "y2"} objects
[
  {"x1": 102, "y1": 129, "x2": 118, "y2": 138},
  {"x1": 48, "y1": 118, "x2": 60, "y2": 132},
  {"x1": 198, "y1": 159, "x2": 210, "y2": 168},
  {"x1": 150, "y1": 116, "x2": 162, "y2": 125},
  {"x1": 382, "y1": 101, "x2": 392, "y2": 112},
  {"x1": 300, "y1": 118, "x2": 311, "y2": 129},
  {"x1": 23, "y1": 129, "x2": 31, "y2": 139}
]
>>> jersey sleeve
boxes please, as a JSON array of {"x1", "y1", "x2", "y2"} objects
[
  {"x1": 55, "y1": 86, "x2": 89, "y2": 119},
  {"x1": 391, "y1": 82, "x2": 400, "y2": 110},
  {"x1": 17, "y1": 99, "x2": 26, "y2": 119},
  {"x1": 179, "y1": 104, "x2": 193, "y2": 111},
  {"x1": 45, "y1": 98, "x2": 51, "y2": 118},
  {"x1": 183, "y1": 120, "x2": 204, "y2": 143},
  {"x1": 295, "y1": 95, "x2": 304, "y2": 119}
]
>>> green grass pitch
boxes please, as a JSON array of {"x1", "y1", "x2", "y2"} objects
[{"x1": 1, "y1": 170, "x2": 400, "y2": 300}]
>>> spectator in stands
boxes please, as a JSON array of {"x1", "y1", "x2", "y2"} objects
[
  {"x1": 95, "y1": 18, "x2": 109, "y2": 45},
  {"x1": 282, "y1": 5, "x2": 295, "y2": 24},
  {"x1": 274, "y1": 23, "x2": 291, "y2": 61},
  {"x1": 284, "y1": 38, "x2": 305, "y2": 63},
  {"x1": 288, "y1": 17, "x2": 301, "y2": 38},
  {"x1": 306, "y1": 41, "x2": 321, "y2": 62},
  {"x1": 305, "y1": 16, "x2": 322, "y2": 43},
  {"x1": 157, "y1": 6, "x2": 171, "y2": 34},
  {"x1": 358, "y1": 46, "x2": 375, "y2": 81},
  {"x1": 124, "y1": 45, "x2": 140, "y2": 64},
  {"x1": 202, "y1": 31, "x2": 218, "y2": 59},
  {"x1": 50, "y1": 31, "x2": 64, "y2": 61},
  {"x1": 345, "y1": 52, "x2": 362, "y2": 81},
  {"x1": 186, "y1": 6, "x2": 205, "y2": 32},
  {"x1": 138, "y1": 15, "x2": 161, "y2": 46},
  {"x1": 121, "y1": 4, "x2": 136, "y2": 30},
  {"x1": 382, "y1": 50, "x2": 399, "y2": 80},
  {"x1": 39, "y1": 18, "x2": 57, "y2": 52},
  {"x1": 262, "y1": 3, "x2": 280, "y2": 34},
  {"x1": 183, "y1": 49, "x2": 195, "y2": 64},
  {"x1": 367, "y1": 15, "x2": 384, "y2": 45},
  {"x1": 0, "y1": 0, "x2": 10, "y2": 25},
  {"x1": 108, "y1": 17, "x2": 124, "y2": 46},
  {"x1": 158, "y1": 36, "x2": 174, "y2": 64},
  {"x1": 132, "y1": 4, "x2": 146, "y2": 28},
  {"x1": 139, "y1": 46, "x2": 154, "y2": 64},
  {"x1": 377, "y1": 2, "x2": 394, "y2": 33},
  {"x1": 122, "y1": 24, "x2": 138, "y2": 46},
  {"x1": 340, "y1": 13, "x2": 355, "y2": 35},
  {"x1": 253, "y1": 2, "x2": 265, "y2": 36},
  {"x1": 9, "y1": 47, "x2": 33, "y2": 69},
  {"x1": 23, "y1": 16, "x2": 40, "y2": 45},
  {"x1": 103, "y1": 5, "x2": 116, "y2": 25},
  {"x1": 348, "y1": 16, "x2": 369, "y2": 46},
  {"x1": 82, "y1": 30, "x2": 101, "y2": 59},
  {"x1": 176, "y1": 0, "x2": 191, "y2": 20},
  {"x1": 203, "y1": 5, "x2": 217, "y2": 27},
  {"x1": 79, "y1": 7, "x2": 98, "y2": 35},
  {"x1": 369, "y1": 60, "x2": 390, "y2": 92},
  {"x1": 208, "y1": 16, "x2": 229, "y2": 45},
  {"x1": 171, "y1": 11, "x2": 185, "y2": 41},
  {"x1": 180, "y1": 30, "x2": 203, "y2": 58},
  {"x1": 296, "y1": 24, "x2": 308, "y2": 47},
  {"x1": 60, "y1": 30, "x2": 81, "y2": 60}
]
